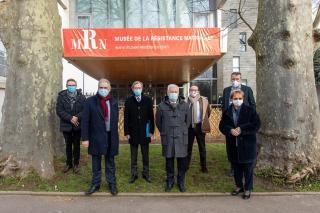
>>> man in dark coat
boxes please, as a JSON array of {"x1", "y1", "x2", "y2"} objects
[
  {"x1": 56, "y1": 79, "x2": 86, "y2": 174},
  {"x1": 124, "y1": 81, "x2": 155, "y2": 184},
  {"x1": 156, "y1": 84, "x2": 190, "y2": 192},
  {"x1": 221, "y1": 72, "x2": 256, "y2": 112},
  {"x1": 221, "y1": 72, "x2": 256, "y2": 176},
  {"x1": 219, "y1": 90, "x2": 260, "y2": 200},
  {"x1": 81, "y1": 79, "x2": 119, "y2": 196}
]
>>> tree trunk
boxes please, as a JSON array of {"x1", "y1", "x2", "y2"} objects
[
  {"x1": 0, "y1": 0, "x2": 63, "y2": 178},
  {"x1": 249, "y1": 0, "x2": 320, "y2": 176}
]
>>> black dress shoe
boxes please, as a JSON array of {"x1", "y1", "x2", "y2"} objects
[
  {"x1": 165, "y1": 182, "x2": 174, "y2": 192},
  {"x1": 63, "y1": 165, "x2": 72, "y2": 173},
  {"x1": 85, "y1": 185, "x2": 100, "y2": 196},
  {"x1": 73, "y1": 165, "x2": 80, "y2": 174},
  {"x1": 231, "y1": 188, "x2": 244, "y2": 196},
  {"x1": 178, "y1": 183, "x2": 186, "y2": 192},
  {"x1": 142, "y1": 175, "x2": 152, "y2": 183},
  {"x1": 201, "y1": 167, "x2": 209, "y2": 173},
  {"x1": 128, "y1": 175, "x2": 138, "y2": 184},
  {"x1": 109, "y1": 184, "x2": 118, "y2": 196},
  {"x1": 242, "y1": 191, "x2": 251, "y2": 200}
]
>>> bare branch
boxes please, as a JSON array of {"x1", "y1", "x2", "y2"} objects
[{"x1": 238, "y1": 0, "x2": 254, "y2": 32}]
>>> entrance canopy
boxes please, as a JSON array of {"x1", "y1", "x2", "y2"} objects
[{"x1": 63, "y1": 28, "x2": 222, "y2": 84}]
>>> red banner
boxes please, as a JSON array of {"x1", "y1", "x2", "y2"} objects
[{"x1": 63, "y1": 28, "x2": 221, "y2": 58}]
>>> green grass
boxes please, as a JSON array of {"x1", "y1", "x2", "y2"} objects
[{"x1": 0, "y1": 144, "x2": 318, "y2": 192}]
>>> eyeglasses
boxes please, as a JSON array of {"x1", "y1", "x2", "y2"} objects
[{"x1": 233, "y1": 98, "x2": 243, "y2": 100}]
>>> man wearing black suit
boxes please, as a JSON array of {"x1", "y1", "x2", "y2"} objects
[
  {"x1": 81, "y1": 78, "x2": 119, "y2": 196},
  {"x1": 221, "y1": 72, "x2": 256, "y2": 176},
  {"x1": 124, "y1": 81, "x2": 155, "y2": 184}
]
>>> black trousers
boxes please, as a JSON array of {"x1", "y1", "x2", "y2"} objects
[
  {"x1": 187, "y1": 123, "x2": 207, "y2": 169},
  {"x1": 63, "y1": 130, "x2": 81, "y2": 167},
  {"x1": 130, "y1": 143, "x2": 149, "y2": 176},
  {"x1": 91, "y1": 155, "x2": 116, "y2": 187},
  {"x1": 166, "y1": 157, "x2": 187, "y2": 184},
  {"x1": 232, "y1": 162, "x2": 254, "y2": 191}
]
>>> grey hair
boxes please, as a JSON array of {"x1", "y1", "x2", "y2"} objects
[
  {"x1": 131, "y1": 81, "x2": 143, "y2": 88},
  {"x1": 167, "y1": 84, "x2": 179, "y2": 92},
  {"x1": 98, "y1": 78, "x2": 111, "y2": 87}
]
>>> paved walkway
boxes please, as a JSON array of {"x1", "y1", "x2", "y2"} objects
[{"x1": 1, "y1": 194, "x2": 320, "y2": 213}]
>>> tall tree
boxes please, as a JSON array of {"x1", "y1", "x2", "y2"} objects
[
  {"x1": 0, "y1": 0, "x2": 63, "y2": 178},
  {"x1": 246, "y1": 0, "x2": 320, "y2": 179}
]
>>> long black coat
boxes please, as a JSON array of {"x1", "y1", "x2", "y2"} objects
[
  {"x1": 156, "y1": 96, "x2": 191, "y2": 158},
  {"x1": 81, "y1": 95, "x2": 119, "y2": 156},
  {"x1": 56, "y1": 89, "x2": 86, "y2": 132},
  {"x1": 124, "y1": 95, "x2": 155, "y2": 145},
  {"x1": 219, "y1": 104, "x2": 261, "y2": 164},
  {"x1": 221, "y1": 85, "x2": 256, "y2": 112}
]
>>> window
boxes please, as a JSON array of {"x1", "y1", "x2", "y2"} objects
[
  {"x1": 233, "y1": 56, "x2": 240, "y2": 72},
  {"x1": 78, "y1": 15, "x2": 91, "y2": 28},
  {"x1": 229, "y1": 9, "x2": 237, "y2": 28},
  {"x1": 76, "y1": 0, "x2": 92, "y2": 13},
  {"x1": 240, "y1": 32, "x2": 247, "y2": 52}
]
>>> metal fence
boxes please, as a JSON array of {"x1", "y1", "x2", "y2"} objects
[{"x1": 117, "y1": 105, "x2": 222, "y2": 141}]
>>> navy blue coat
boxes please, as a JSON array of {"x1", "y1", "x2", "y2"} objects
[
  {"x1": 219, "y1": 104, "x2": 261, "y2": 164},
  {"x1": 81, "y1": 95, "x2": 119, "y2": 156}
]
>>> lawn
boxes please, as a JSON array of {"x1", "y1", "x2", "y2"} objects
[{"x1": 0, "y1": 144, "x2": 316, "y2": 192}]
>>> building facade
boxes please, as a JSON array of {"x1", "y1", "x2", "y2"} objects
[
  {"x1": 64, "y1": 0, "x2": 224, "y2": 105},
  {"x1": 217, "y1": 0, "x2": 258, "y2": 98}
]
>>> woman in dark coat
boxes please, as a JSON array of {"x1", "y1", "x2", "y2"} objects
[{"x1": 219, "y1": 89, "x2": 260, "y2": 200}]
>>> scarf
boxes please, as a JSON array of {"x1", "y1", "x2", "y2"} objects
[
  {"x1": 188, "y1": 94, "x2": 202, "y2": 128},
  {"x1": 97, "y1": 93, "x2": 111, "y2": 120},
  {"x1": 67, "y1": 90, "x2": 77, "y2": 110}
]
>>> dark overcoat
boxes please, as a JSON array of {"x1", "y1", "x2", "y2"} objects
[
  {"x1": 156, "y1": 96, "x2": 191, "y2": 158},
  {"x1": 81, "y1": 94, "x2": 119, "y2": 156},
  {"x1": 56, "y1": 89, "x2": 86, "y2": 132},
  {"x1": 219, "y1": 104, "x2": 260, "y2": 164},
  {"x1": 124, "y1": 95, "x2": 155, "y2": 145},
  {"x1": 221, "y1": 85, "x2": 256, "y2": 112}
]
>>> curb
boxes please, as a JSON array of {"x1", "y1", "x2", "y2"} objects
[{"x1": 0, "y1": 191, "x2": 320, "y2": 197}]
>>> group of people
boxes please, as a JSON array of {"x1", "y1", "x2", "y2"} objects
[{"x1": 56, "y1": 71, "x2": 260, "y2": 200}]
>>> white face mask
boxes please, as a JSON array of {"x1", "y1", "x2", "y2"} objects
[
  {"x1": 232, "y1": 99, "x2": 243, "y2": 107},
  {"x1": 232, "y1": 80, "x2": 241, "y2": 88},
  {"x1": 189, "y1": 91, "x2": 199, "y2": 98}
]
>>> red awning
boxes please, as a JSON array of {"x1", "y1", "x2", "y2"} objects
[{"x1": 63, "y1": 28, "x2": 222, "y2": 84}]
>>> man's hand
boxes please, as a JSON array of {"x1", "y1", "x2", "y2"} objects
[
  {"x1": 71, "y1": 116, "x2": 79, "y2": 127},
  {"x1": 149, "y1": 133, "x2": 154, "y2": 140},
  {"x1": 126, "y1": 135, "x2": 130, "y2": 140},
  {"x1": 82, "y1": 140, "x2": 89, "y2": 148},
  {"x1": 235, "y1": 127, "x2": 241, "y2": 135}
]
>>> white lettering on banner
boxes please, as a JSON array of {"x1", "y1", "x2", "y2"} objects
[{"x1": 71, "y1": 30, "x2": 107, "y2": 50}]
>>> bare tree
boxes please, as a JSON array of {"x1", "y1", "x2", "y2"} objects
[{"x1": 0, "y1": 0, "x2": 63, "y2": 178}]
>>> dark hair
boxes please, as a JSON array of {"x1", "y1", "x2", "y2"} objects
[
  {"x1": 230, "y1": 90, "x2": 245, "y2": 99},
  {"x1": 231, "y1": 72, "x2": 241, "y2": 77},
  {"x1": 66, "y1": 78, "x2": 77, "y2": 85}
]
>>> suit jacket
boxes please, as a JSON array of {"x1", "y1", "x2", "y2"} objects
[
  {"x1": 219, "y1": 104, "x2": 260, "y2": 164},
  {"x1": 81, "y1": 94, "x2": 119, "y2": 156},
  {"x1": 221, "y1": 85, "x2": 256, "y2": 112},
  {"x1": 124, "y1": 95, "x2": 155, "y2": 145}
]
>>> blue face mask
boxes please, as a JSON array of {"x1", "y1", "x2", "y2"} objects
[
  {"x1": 133, "y1": 89, "x2": 142, "y2": 96},
  {"x1": 98, "y1": 88, "x2": 110, "y2": 97},
  {"x1": 168, "y1": 93, "x2": 178, "y2": 102},
  {"x1": 67, "y1": 86, "x2": 76, "y2": 93}
]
